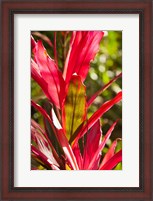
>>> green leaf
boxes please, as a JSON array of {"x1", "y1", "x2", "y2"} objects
[{"x1": 62, "y1": 74, "x2": 87, "y2": 141}]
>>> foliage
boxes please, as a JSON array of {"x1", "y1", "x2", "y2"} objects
[{"x1": 31, "y1": 31, "x2": 122, "y2": 170}]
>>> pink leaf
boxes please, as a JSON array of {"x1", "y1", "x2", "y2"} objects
[
  {"x1": 31, "y1": 101, "x2": 79, "y2": 170},
  {"x1": 31, "y1": 121, "x2": 60, "y2": 170},
  {"x1": 99, "y1": 150, "x2": 122, "y2": 170},
  {"x1": 31, "y1": 145, "x2": 60, "y2": 170},
  {"x1": 31, "y1": 100, "x2": 53, "y2": 126},
  {"x1": 31, "y1": 59, "x2": 52, "y2": 101},
  {"x1": 100, "y1": 138, "x2": 121, "y2": 168},
  {"x1": 83, "y1": 120, "x2": 102, "y2": 169},
  {"x1": 33, "y1": 40, "x2": 65, "y2": 108},
  {"x1": 73, "y1": 91, "x2": 122, "y2": 146},
  {"x1": 87, "y1": 73, "x2": 122, "y2": 107},
  {"x1": 32, "y1": 32, "x2": 53, "y2": 47},
  {"x1": 87, "y1": 120, "x2": 118, "y2": 170},
  {"x1": 31, "y1": 119, "x2": 64, "y2": 168},
  {"x1": 31, "y1": 36, "x2": 36, "y2": 49},
  {"x1": 63, "y1": 31, "x2": 104, "y2": 83},
  {"x1": 72, "y1": 143, "x2": 83, "y2": 170},
  {"x1": 51, "y1": 109, "x2": 79, "y2": 170}
]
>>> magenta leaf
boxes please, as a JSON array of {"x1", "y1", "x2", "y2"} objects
[
  {"x1": 32, "y1": 40, "x2": 65, "y2": 108},
  {"x1": 31, "y1": 100, "x2": 79, "y2": 170},
  {"x1": 51, "y1": 109, "x2": 79, "y2": 170},
  {"x1": 63, "y1": 31, "x2": 104, "y2": 83},
  {"x1": 31, "y1": 145, "x2": 60, "y2": 170},
  {"x1": 31, "y1": 119, "x2": 64, "y2": 168},
  {"x1": 31, "y1": 31, "x2": 122, "y2": 171},
  {"x1": 31, "y1": 59, "x2": 52, "y2": 102},
  {"x1": 31, "y1": 35, "x2": 36, "y2": 49},
  {"x1": 32, "y1": 32, "x2": 53, "y2": 48},
  {"x1": 99, "y1": 150, "x2": 122, "y2": 170},
  {"x1": 83, "y1": 120, "x2": 102, "y2": 170},
  {"x1": 87, "y1": 73, "x2": 122, "y2": 107},
  {"x1": 31, "y1": 121, "x2": 60, "y2": 170},
  {"x1": 72, "y1": 143, "x2": 83, "y2": 170},
  {"x1": 31, "y1": 100, "x2": 53, "y2": 126},
  {"x1": 87, "y1": 120, "x2": 118, "y2": 170},
  {"x1": 73, "y1": 91, "x2": 122, "y2": 145},
  {"x1": 100, "y1": 138, "x2": 121, "y2": 168}
]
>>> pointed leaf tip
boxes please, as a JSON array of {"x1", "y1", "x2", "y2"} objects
[
  {"x1": 63, "y1": 31, "x2": 104, "y2": 83},
  {"x1": 73, "y1": 91, "x2": 122, "y2": 145},
  {"x1": 99, "y1": 150, "x2": 122, "y2": 170},
  {"x1": 32, "y1": 40, "x2": 65, "y2": 109}
]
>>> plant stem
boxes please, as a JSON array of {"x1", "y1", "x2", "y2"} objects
[{"x1": 54, "y1": 32, "x2": 58, "y2": 65}]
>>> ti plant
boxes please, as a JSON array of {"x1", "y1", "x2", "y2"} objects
[{"x1": 31, "y1": 31, "x2": 122, "y2": 170}]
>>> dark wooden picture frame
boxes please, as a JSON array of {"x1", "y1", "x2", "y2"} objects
[{"x1": 1, "y1": 0, "x2": 152, "y2": 200}]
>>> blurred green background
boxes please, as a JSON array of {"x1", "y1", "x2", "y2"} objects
[{"x1": 31, "y1": 31, "x2": 122, "y2": 170}]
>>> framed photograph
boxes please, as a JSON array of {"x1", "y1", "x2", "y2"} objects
[{"x1": 1, "y1": 0, "x2": 152, "y2": 200}]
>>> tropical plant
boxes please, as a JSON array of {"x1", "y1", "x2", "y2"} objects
[{"x1": 31, "y1": 31, "x2": 122, "y2": 170}]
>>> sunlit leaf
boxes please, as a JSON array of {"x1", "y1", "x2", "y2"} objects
[
  {"x1": 31, "y1": 31, "x2": 122, "y2": 170},
  {"x1": 100, "y1": 138, "x2": 121, "y2": 168},
  {"x1": 32, "y1": 31, "x2": 53, "y2": 47},
  {"x1": 32, "y1": 40, "x2": 66, "y2": 108},
  {"x1": 51, "y1": 109, "x2": 79, "y2": 170},
  {"x1": 73, "y1": 91, "x2": 122, "y2": 145},
  {"x1": 31, "y1": 145, "x2": 60, "y2": 170},
  {"x1": 62, "y1": 74, "x2": 87, "y2": 141},
  {"x1": 63, "y1": 31, "x2": 104, "y2": 83},
  {"x1": 99, "y1": 150, "x2": 122, "y2": 170},
  {"x1": 31, "y1": 101, "x2": 79, "y2": 170},
  {"x1": 72, "y1": 142, "x2": 83, "y2": 169},
  {"x1": 87, "y1": 73, "x2": 122, "y2": 106},
  {"x1": 83, "y1": 120, "x2": 102, "y2": 169},
  {"x1": 87, "y1": 120, "x2": 118, "y2": 170},
  {"x1": 31, "y1": 119, "x2": 64, "y2": 168}
]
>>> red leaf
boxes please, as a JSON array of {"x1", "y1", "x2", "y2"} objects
[
  {"x1": 31, "y1": 119, "x2": 64, "y2": 168},
  {"x1": 32, "y1": 32, "x2": 53, "y2": 47},
  {"x1": 33, "y1": 40, "x2": 65, "y2": 108},
  {"x1": 87, "y1": 73, "x2": 122, "y2": 107},
  {"x1": 31, "y1": 36, "x2": 36, "y2": 49},
  {"x1": 63, "y1": 31, "x2": 104, "y2": 83},
  {"x1": 31, "y1": 100, "x2": 53, "y2": 126},
  {"x1": 31, "y1": 121, "x2": 60, "y2": 170},
  {"x1": 100, "y1": 139, "x2": 121, "y2": 168},
  {"x1": 72, "y1": 143, "x2": 83, "y2": 170},
  {"x1": 31, "y1": 59, "x2": 51, "y2": 101},
  {"x1": 87, "y1": 120, "x2": 118, "y2": 170},
  {"x1": 31, "y1": 145, "x2": 60, "y2": 170},
  {"x1": 73, "y1": 91, "x2": 122, "y2": 145},
  {"x1": 51, "y1": 109, "x2": 79, "y2": 170},
  {"x1": 31, "y1": 101, "x2": 79, "y2": 170},
  {"x1": 99, "y1": 150, "x2": 122, "y2": 170},
  {"x1": 83, "y1": 120, "x2": 102, "y2": 169}
]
